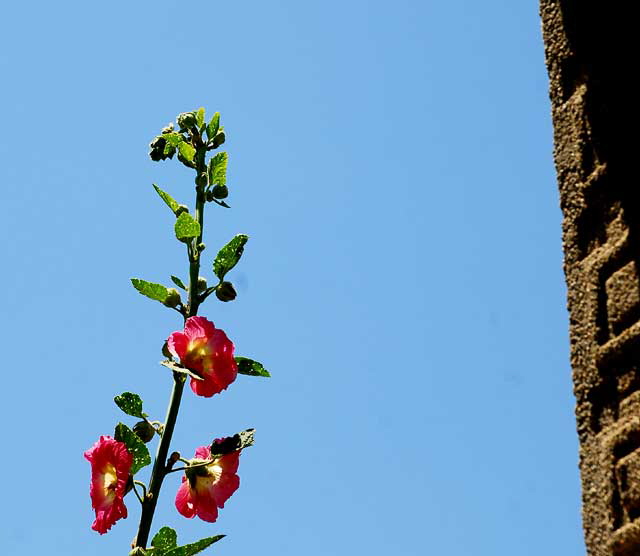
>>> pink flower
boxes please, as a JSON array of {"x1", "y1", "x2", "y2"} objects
[
  {"x1": 167, "y1": 316, "x2": 237, "y2": 397},
  {"x1": 84, "y1": 436, "x2": 133, "y2": 534},
  {"x1": 175, "y1": 441, "x2": 241, "y2": 523}
]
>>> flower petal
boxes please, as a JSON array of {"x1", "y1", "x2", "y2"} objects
[
  {"x1": 167, "y1": 331, "x2": 188, "y2": 360},
  {"x1": 212, "y1": 472, "x2": 239, "y2": 508},
  {"x1": 84, "y1": 436, "x2": 132, "y2": 534},
  {"x1": 194, "y1": 490, "x2": 219, "y2": 522},
  {"x1": 168, "y1": 316, "x2": 237, "y2": 398},
  {"x1": 190, "y1": 374, "x2": 220, "y2": 397},
  {"x1": 184, "y1": 316, "x2": 216, "y2": 340},
  {"x1": 194, "y1": 445, "x2": 211, "y2": 460},
  {"x1": 175, "y1": 442, "x2": 242, "y2": 523},
  {"x1": 216, "y1": 449, "x2": 240, "y2": 475},
  {"x1": 175, "y1": 480, "x2": 197, "y2": 518}
]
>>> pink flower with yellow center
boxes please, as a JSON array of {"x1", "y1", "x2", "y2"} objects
[
  {"x1": 175, "y1": 441, "x2": 241, "y2": 523},
  {"x1": 84, "y1": 436, "x2": 133, "y2": 534},
  {"x1": 167, "y1": 316, "x2": 237, "y2": 397}
]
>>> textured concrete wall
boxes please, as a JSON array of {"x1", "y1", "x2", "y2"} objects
[{"x1": 539, "y1": 2, "x2": 637, "y2": 555}]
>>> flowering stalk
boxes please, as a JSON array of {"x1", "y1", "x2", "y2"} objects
[
  {"x1": 84, "y1": 108, "x2": 270, "y2": 555},
  {"x1": 134, "y1": 122, "x2": 208, "y2": 550}
]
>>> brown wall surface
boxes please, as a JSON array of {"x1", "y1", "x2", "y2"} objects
[{"x1": 540, "y1": 1, "x2": 638, "y2": 555}]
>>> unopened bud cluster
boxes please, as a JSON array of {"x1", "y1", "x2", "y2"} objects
[
  {"x1": 133, "y1": 421, "x2": 156, "y2": 443},
  {"x1": 177, "y1": 112, "x2": 197, "y2": 131},
  {"x1": 163, "y1": 288, "x2": 182, "y2": 308},
  {"x1": 216, "y1": 281, "x2": 237, "y2": 302}
]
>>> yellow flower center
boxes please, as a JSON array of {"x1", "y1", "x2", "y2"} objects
[
  {"x1": 194, "y1": 462, "x2": 223, "y2": 493},
  {"x1": 187, "y1": 338, "x2": 212, "y2": 362},
  {"x1": 102, "y1": 463, "x2": 118, "y2": 500}
]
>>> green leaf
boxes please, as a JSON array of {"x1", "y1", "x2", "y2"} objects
[
  {"x1": 213, "y1": 234, "x2": 248, "y2": 280},
  {"x1": 114, "y1": 423, "x2": 151, "y2": 475},
  {"x1": 163, "y1": 142, "x2": 176, "y2": 157},
  {"x1": 177, "y1": 141, "x2": 196, "y2": 164},
  {"x1": 153, "y1": 184, "x2": 181, "y2": 215},
  {"x1": 114, "y1": 392, "x2": 147, "y2": 418},
  {"x1": 195, "y1": 107, "x2": 205, "y2": 129},
  {"x1": 163, "y1": 132, "x2": 185, "y2": 147},
  {"x1": 131, "y1": 279, "x2": 170, "y2": 303},
  {"x1": 174, "y1": 212, "x2": 201, "y2": 243},
  {"x1": 207, "y1": 152, "x2": 228, "y2": 188},
  {"x1": 235, "y1": 356, "x2": 270, "y2": 377},
  {"x1": 206, "y1": 112, "x2": 220, "y2": 140},
  {"x1": 170, "y1": 275, "x2": 186, "y2": 290},
  {"x1": 210, "y1": 429, "x2": 255, "y2": 456},
  {"x1": 151, "y1": 527, "x2": 178, "y2": 553},
  {"x1": 165, "y1": 536, "x2": 225, "y2": 556}
]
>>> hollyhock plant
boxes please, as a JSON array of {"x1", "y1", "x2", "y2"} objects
[
  {"x1": 175, "y1": 441, "x2": 241, "y2": 523},
  {"x1": 84, "y1": 110, "x2": 267, "y2": 551},
  {"x1": 167, "y1": 315, "x2": 237, "y2": 397},
  {"x1": 84, "y1": 436, "x2": 133, "y2": 534}
]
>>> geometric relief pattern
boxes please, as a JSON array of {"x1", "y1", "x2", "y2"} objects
[
  {"x1": 589, "y1": 213, "x2": 640, "y2": 556},
  {"x1": 557, "y1": 172, "x2": 640, "y2": 556},
  {"x1": 606, "y1": 262, "x2": 640, "y2": 338},
  {"x1": 580, "y1": 207, "x2": 640, "y2": 556},
  {"x1": 540, "y1": 1, "x2": 639, "y2": 554},
  {"x1": 615, "y1": 447, "x2": 640, "y2": 523}
]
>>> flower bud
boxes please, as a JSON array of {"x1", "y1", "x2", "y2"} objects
[
  {"x1": 161, "y1": 122, "x2": 174, "y2": 134},
  {"x1": 215, "y1": 281, "x2": 237, "y2": 302},
  {"x1": 133, "y1": 420, "x2": 155, "y2": 443},
  {"x1": 197, "y1": 276, "x2": 208, "y2": 293},
  {"x1": 177, "y1": 111, "x2": 197, "y2": 130},
  {"x1": 163, "y1": 288, "x2": 182, "y2": 308},
  {"x1": 175, "y1": 204, "x2": 189, "y2": 216},
  {"x1": 211, "y1": 184, "x2": 228, "y2": 199},
  {"x1": 195, "y1": 173, "x2": 208, "y2": 188},
  {"x1": 211, "y1": 129, "x2": 226, "y2": 149}
]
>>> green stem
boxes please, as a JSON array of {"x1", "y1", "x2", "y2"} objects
[
  {"x1": 134, "y1": 145, "x2": 207, "y2": 548},
  {"x1": 188, "y1": 185, "x2": 206, "y2": 316},
  {"x1": 135, "y1": 374, "x2": 185, "y2": 547}
]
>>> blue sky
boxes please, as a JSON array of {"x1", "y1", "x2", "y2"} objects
[{"x1": 0, "y1": 2, "x2": 583, "y2": 555}]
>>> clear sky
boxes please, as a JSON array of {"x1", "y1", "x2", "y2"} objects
[{"x1": 0, "y1": 2, "x2": 584, "y2": 555}]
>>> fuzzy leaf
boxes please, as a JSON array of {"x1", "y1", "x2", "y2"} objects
[
  {"x1": 196, "y1": 107, "x2": 206, "y2": 129},
  {"x1": 131, "y1": 279, "x2": 170, "y2": 303},
  {"x1": 170, "y1": 275, "x2": 186, "y2": 290},
  {"x1": 207, "y1": 152, "x2": 228, "y2": 188},
  {"x1": 163, "y1": 142, "x2": 176, "y2": 157},
  {"x1": 165, "y1": 536, "x2": 225, "y2": 556},
  {"x1": 210, "y1": 429, "x2": 255, "y2": 456},
  {"x1": 177, "y1": 141, "x2": 195, "y2": 164},
  {"x1": 114, "y1": 423, "x2": 151, "y2": 475},
  {"x1": 206, "y1": 112, "x2": 220, "y2": 140},
  {"x1": 174, "y1": 212, "x2": 200, "y2": 243},
  {"x1": 213, "y1": 234, "x2": 248, "y2": 280},
  {"x1": 235, "y1": 356, "x2": 270, "y2": 377},
  {"x1": 163, "y1": 132, "x2": 185, "y2": 147},
  {"x1": 151, "y1": 527, "x2": 178, "y2": 552},
  {"x1": 114, "y1": 392, "x2": 147, "y2": 418},
  {"x1": 153, "y1": 184, "x2": 180, "y2": 214}
]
